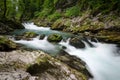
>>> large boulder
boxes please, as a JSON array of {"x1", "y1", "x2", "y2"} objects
[
  {"x1": 0, "y1": 50, "x2": 89, "y2": 80},
  {"x1": 56, "y1": 50, "x2": 93, "y2": 78},
  {"x1": 0, "y1": 36, "x2": 17, "y2": 51},
  {"x1": 47, "y1": 34, "x2": 63, "y2": 42},
  {"x1": 69, "y1": 37, "x2": 85, "y2": 48}
]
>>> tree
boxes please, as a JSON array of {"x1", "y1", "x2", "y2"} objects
[{"x1": 3, "y1": 0, "x2": 7, "y2": 18}]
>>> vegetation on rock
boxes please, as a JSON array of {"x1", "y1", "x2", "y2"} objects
[
  {"x1": 0, "y1": 36, "x2": 17, "y2": 51},
  {"x1": 69, "y1": 37, "x2": 85, "y2": 48},
  {"x1": 47, "y1": 34, "x2": 63, "y2": 42}
]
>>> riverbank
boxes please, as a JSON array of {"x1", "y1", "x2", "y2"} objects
[
  {"x1": 0, "y1": 35, "x2": 92, "y2": 80},
  {"x1": 33, "y1": 12, "x2": 120, "y2": 45}
]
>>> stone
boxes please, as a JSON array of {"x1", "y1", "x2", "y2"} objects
[
  {"x1": 82, "y1": 37, "x2": 94, "y2": 47},
  {"x1": 0, "y1": 50, "x2": 90, "y2": 80},
  {"x1": 22, "y1": 32, "x2": 38, "y2": 38},
  {"x1": 0, "y1": 36, "x2": 17, "y2": 51},
  {"x1": 39, "y1": 34, "x2": 45, "y2": 40},
  {"x1": 69, "y1": 37, "x2": 85, "y2": 48},
  {"x1": 56, "y1": 50, "x2": 93, "y2": 78},
  {"x1": 47, "y1": 34, "x2": 63, "y2": 42},
  {"x1": 15, "y1": 32, "x2": 38, "y2": 40}
]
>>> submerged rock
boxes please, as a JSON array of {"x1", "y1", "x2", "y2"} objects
[
  {"x1": 0, "y1": 36, "x2": 17, "y2": 51},
  {"x1": 39, "y1": 34, "x2": 45, "y2": 40},
  {"x1": 69, "y1": 37, "x2": 85, "y2": 48},
  {"x1": 47, "y1": 34, "x2": 63, "y2": 43}
]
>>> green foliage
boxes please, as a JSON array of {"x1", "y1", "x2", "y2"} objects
[
  {"x1": 47, "y1": 11, "x2": 62, "y2": 21},
  {"x1": 47, "y1": 34, "x2": 63, "y2": 42},
  {"x1": 43, "y1": 0, "x2": 54, "y2": 9},
  {"x1": 0, "y1": 0, "x2": 120, "y2": 21},
  {"x1": 37, "y1": 8, "x2": 53, "y2": 19},
  {"x1": 65, "y1": 5, "x2": 80, "y2": 17}
]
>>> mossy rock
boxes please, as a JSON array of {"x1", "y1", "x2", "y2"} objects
[
  {"x1": 23, "y1": 32, "x2": 38, "y2": 38},
  {"x1": 51, "y1": 19, "x2": 67, "y2": 30},
  {"x1": 0, "y1": 36, "x2": 17, "y2": 51},
  {"x1": 96, "y1": 30, "x2": 120, "y2": 44},
  {"x1": 39, "y1": 34, "x2": 45, "y2": 40},
  {"x1": 69, "y1": 37, "x2": 85, "y2": 48},
  {"x1": 0, "y1": 19, "x2": 24, "y2": 34},
  {"x1": 47, "y1": 34, "x2": 63, "y2": 42}
]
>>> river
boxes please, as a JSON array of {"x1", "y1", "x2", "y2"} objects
[{"x1": 12, "y1": 23, "x2": 120, "y2": 80}]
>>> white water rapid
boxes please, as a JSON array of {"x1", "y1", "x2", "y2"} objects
[
  {"x1": 22, "y1": 23, "x2": 50, "y2": 30},
  {"x1": 60, "y1": 39, "x2": 120, "y2": 80},
  {"x1": 13, "y1": 23, "x2": 120, "y2": 80}
]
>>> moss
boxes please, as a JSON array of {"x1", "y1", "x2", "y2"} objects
[
  {"x1": 47, "y1": 34, "x2": 63, "y2": 42},
  {"x1": 97, "y1": 30, "x2": 120, "y2": 43},
  {"x1": 51, "y1": 18, "x2": 64, "y2": 30},
  {"x1": 0, "y1": 36, "x2": 17, "y2": 51},
  {"x1": 64, "y1": 5, "x2": 80, "y2": 17},
  {"x1": 22, "y1": 32, "x2": 38, "y2": 38},
  {"x1": 47, "y1": 11, "x2": 62, "y2": 21},
  {"x1": 51, "y1": 18, "x2": 71, "y2": 30},
  {"x1": 27, "y1": 56, "x2": 54, "y2": 75}
]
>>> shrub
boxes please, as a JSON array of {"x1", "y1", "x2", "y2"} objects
[
  {"x1": 65, "y1": 5, "x2": 80, "y2": 17},
  {"x1": 47, "y1": 11, "x2": 62, "y2": 21}
]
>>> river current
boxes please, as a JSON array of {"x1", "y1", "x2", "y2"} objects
[{"x1": 12, "y1": 23, "x2": 120, "y2": 80}]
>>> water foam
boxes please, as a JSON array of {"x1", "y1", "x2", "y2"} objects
[
  {"x1": 59, "y1": 40, "x2": 120, "y2": 80},
  {"x1": 23, "y1": 23, "x2": 50, "y2": 30}
]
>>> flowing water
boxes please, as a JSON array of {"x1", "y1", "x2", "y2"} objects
[{"x1": 12, "y1": 23, "x2": 120, "y2": 80}]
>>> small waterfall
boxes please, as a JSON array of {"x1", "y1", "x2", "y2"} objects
[{"x1": 22, "y1": 23, "x2": 50, "y2": 30}]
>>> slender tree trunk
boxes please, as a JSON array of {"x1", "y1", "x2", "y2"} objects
[{"x1": 3, "y1": 0, "x2": 7, "y2": 18}]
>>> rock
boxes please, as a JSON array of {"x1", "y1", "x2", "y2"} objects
[
  {"x1": 0, "y1": 50, "x2": 89, "y2": 80},
  {"x1": 0, "y1": 36, "x2": 17, "y2": 51},
  {"x1": 47, "y1": 34, "x2": 63, "y2": 42},
  {"x1": 96, "y1": 30, "x2": 120, "y2": 44},
  {"x1": 22, "y1": 32, "x2": 38, "y2": 38},
  {"x1": 82, "y1": 37, "x2": 94, "y2": 47},
  {"x1": 14, "y1": 36, "x2": 22, "y2": 40},
  {"x1": 39, "y1": 34, "x2": 45, "y2": 40},
  {"x1": 69, "y1": 37, "x2": 85, "y2": 48},
  {"x1": 0, "y1": 19, "x2": 24, "y2": 34},
  {"x1": 15, "y1": 32, "x2": 38, "y2": 40},
  {"x1": 56, "y1": 50, "x2": 93, "y2": 79},
  {"x1": 51, "y1": 19, "x2": 67, "y2": 30},
  {"x1": 90, "y1": 37, "x2": 98, "y2": 43},
  {"x1": 0, "y1": 50, "x2": 43, "y2": 80},
  {"x1": 61, "y1": 46, "x2": 67, "y2": 49},
  {"x1": 84, "y1": 32, "x2": 90, "y2": 36}
]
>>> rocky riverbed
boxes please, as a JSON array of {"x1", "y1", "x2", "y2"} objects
[{"x1": 0, "y1": 35, "x2": 91, "y2": 80}]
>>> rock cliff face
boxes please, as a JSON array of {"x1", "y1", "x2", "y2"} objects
[
  {"x1": 0, "y1": 50, "x2": 90, "y2": 80},
  {"x1": 0, "y1": 19, "x2": 24, "y2": 34}
]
